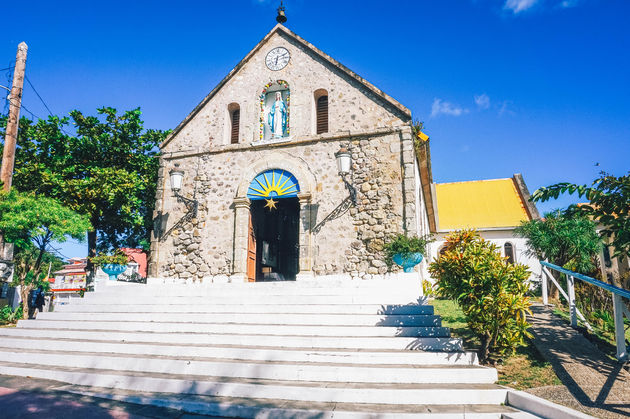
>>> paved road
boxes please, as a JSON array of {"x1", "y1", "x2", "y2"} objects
[{"x1": 0, "y1": 375, "x2": 221, "y2": 419}]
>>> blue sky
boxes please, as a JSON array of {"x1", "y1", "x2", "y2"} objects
[{"x1": 1, "y1": 0, "x2": 628, "y2": 258}]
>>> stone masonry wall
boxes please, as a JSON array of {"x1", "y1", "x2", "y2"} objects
[
  {"x1": 161, "y1": 30, "x2": 408, "y2": 154},
  {"x1": 151, "y1": 129, "x2": 415, "y2": 281}
]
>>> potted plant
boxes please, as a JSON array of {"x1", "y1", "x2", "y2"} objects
[
  {"x1": 383, "y1": 234, "x2": 433, "y2": 272},
  {"x1": 90, "y1": 250, "x2": 129, "y2": 281}
]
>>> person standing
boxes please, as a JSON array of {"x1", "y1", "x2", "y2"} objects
[{"x1": 27, "y1": 285, "x2": 45, "y2": 319}]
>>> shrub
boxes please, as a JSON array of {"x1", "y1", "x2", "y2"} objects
[
  {"x1": 0, "y1": 305, "x2": 23, "y2": 325},
  {"x1": 422, "y1": 279, "x2": 435, "y2": 296},
  {"x1": 383, "y1": 234, "x2": 433, "y2": 268},
  {"x1": 429, "y1": 229, "x2": 532, "y2": 364},
  {"x1": 90, "y1": 250, "x2": 129, "y2": 267}
]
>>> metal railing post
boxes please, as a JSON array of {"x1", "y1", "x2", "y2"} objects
[
  {"x1": 567, "y1": 274, "x2": 577, "y2": 328},
  {"x1": 541, "y1": 272, "x2": 548, "y2": 305},
  {"x1": 612, "y1": 293, "x2": 629, "y2": 361}
]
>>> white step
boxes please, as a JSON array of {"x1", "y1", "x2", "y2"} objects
[
  {"x1": 17, "y1": 319, "x2": 450, "y2": 337},
  {"x1": 0, "y1": 336, "x2": 478, "y2": 365},
  {"x1": 0, "y1": 327, "x2": 462, "y2": 350},
  {"x1": 90, "y1": 285, "x2": 423, "y2": 297},
  {"x1": 0, "y1": 350, "x2": 497, "y2": 384},
  {"x1": 0, "y1": 363, "x2": 509, "y2": 405},
  {"x1": 63, "y1": 387, "x2": 518, "y2": 418},
  {"x1": 36, "y1": 312, "x2": 442, "y2": 326},
  {"x1": 73, "y1": 295, "x2": 424, "y2": 305},
  {"x1": 98, "y1": 278, "x2": 424, "y2": 292},
  {"x1": 54, "y1": 303, "x2": 434, "y2": 315}
]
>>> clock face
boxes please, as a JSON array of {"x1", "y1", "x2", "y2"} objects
[{"x1": 265, "y1": 47, "x2": 290, "y2": 71}]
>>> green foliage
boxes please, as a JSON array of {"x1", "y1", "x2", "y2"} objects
[
  {"x1": 531, "y1": 171, "x2": 630, "y2": 258},
  {"x1": 90, "y1": 250, "x2": 129, "y2": 267},
  {"x1": 422, "y1": 279, "x2": 435, "y2": 296},
  {"x1": 429, "y1": 229, "x2": 532, "y2": 364},
  {"x1": 13, "y1": 244, "x2": 61, "y2": 290},
  {"x1": 0, "y1": 190, "x2": 90, "y2": 252},
  {"x1": 0, "y1": 190, "x2": 90, "y2": 318},
  {"x1": 383, "y1": 233, "x2": 433, "y2": 267},
  {"x1": 0, "y1": 108, "x2": 169, "y2": 257},
  {"x1": 0, "y1": 305, "x2": 23, "y2": 325},
  {"x1": 514, "y1": 210, "x2": 601, "y2": 274},
  {"x1": 591, "y1": 309, "x2": 615, "y2": 334}
]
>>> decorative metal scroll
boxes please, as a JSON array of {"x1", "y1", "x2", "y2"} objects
[
  {"x1": 312, "y1": 196, "x2": 352, "y2": 234},
  {"x1": 159, "y1": 194, "x2": 199, "y2": 242}
]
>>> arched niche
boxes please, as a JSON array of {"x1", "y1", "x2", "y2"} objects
[{"x1": 259, "y1": 80, "x2": 290, "y2": 142}]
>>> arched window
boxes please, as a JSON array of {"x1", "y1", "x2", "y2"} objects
[
  {"x1": 228, "y1": 103, "x2": 240, "y2": 144},
  {"x1": 504, "y1": 242, "x2": 515, "y2": 264},
  {"x1": 314, "y1": 89, "x2": 328, "y2": 134}
]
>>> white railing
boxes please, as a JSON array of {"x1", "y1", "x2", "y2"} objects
[{"x1": 540, "y1": 261, "x2": 630, "y2": 361}]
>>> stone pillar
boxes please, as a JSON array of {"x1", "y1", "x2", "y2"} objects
[
  {"x1": 296, "y1": 192, "x2": 314, "y2": 281},
  {"x1": 231, "y1": 197, "x2": 250, "y2": 283},
  {"x1": 400, "y1": 127, "x2": 418, "y2": 235},
  {"x1": 148, "y1": 158, "x2": 166, "y2": 278}
]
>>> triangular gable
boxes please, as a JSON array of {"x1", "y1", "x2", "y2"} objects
[{"x1": 161, "y1": 24, "x2": 412, "y2": 149}]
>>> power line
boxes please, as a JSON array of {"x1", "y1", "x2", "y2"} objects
[
  {"x1": 0, "y1": 66, "x2": 14, "y2": 72},
  {"x1": 22, "y1": 76, "x2": 73, "y2": 136},
  {"x1": 46, "y1": 244, "x2": 72, "y2": 261},
  {"x1": 25, "y1": 76, "x2": 54, "y2": 117}
]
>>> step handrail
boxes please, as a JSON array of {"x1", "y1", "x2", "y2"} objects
[
  {"x1": 540, "y1": 260, "x2": 630, "y2": 361},
  {"x1": 540, "y1": 261, "x2": 630, "y2": 299}
]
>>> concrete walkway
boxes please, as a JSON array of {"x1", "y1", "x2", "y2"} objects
[
  {"x1": 0, "y1": 375, "x2": 220, "y2": 419},
  {"x1": 527, "y1": 304, "x2": 630, "y2": 419}
]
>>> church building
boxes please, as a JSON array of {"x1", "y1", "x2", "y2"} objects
[
  {"x1": 147, "y1": 22, "x2": 541, "y2": 284},
  {"x1": 148, "y1": 23, "x2": 433, "y2": 283}
]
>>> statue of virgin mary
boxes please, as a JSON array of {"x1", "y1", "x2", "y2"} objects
[{"x1": 267, "y1": 92, "x2": 287, "y2": 138}]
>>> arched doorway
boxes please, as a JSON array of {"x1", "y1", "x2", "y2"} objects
[{"x1": 246, "y1": 169, "x2": 300, "y2": 281}]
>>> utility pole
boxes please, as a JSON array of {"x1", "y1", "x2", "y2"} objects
[{"x1": 0, "y1": 42, "x2": 28, "y2": 192}]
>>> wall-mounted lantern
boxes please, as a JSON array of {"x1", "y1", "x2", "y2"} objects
[
  {"x1": 160, "y1": 164, "x2": 199, "y2": 241},
  {"x1": 334, "y1": 147, "x2": 356, "y2": 205},
  {"x1": 169, "y1": 167, "x2": 185, "y2": 194}
]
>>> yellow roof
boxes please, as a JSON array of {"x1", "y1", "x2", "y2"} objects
[{"x1": 435, "y1": 178, "x2": 530, "y2": 230}]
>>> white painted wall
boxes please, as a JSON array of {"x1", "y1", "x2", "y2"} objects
[{"x1": 427, "y1": 229, "x2": 542, "y2": 284}]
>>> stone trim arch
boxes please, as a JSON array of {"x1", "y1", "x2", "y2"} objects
[
  {"x1": 235, "y1": 152, "x2": 316, "y2": 199},
  {"x1": 232, "y1": 152, "x2": 316, "y2": 282}
]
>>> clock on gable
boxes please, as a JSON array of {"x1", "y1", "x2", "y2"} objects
[{"x1": 265, "y1": 47, "x2": 290, "y2": 71}]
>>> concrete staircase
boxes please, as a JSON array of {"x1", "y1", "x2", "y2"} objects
[{"x1": 0, "y1": 278, "x2": 527, "y2": 418}]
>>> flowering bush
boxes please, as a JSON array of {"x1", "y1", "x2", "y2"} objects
[{"x1": 429, "y1": 229, "x2": 531, "y2": 364}]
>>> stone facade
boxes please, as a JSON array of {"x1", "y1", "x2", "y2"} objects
[{"x1": 149, "y1": 25, "x2": 431, "y2": 281}]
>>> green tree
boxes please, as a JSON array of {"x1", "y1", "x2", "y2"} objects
[
  {"x1": 0, "y1": 190, "x2": 91, "y2": 318},
  {"x1": 429, "y1": 230, "x2": 532, "y2": 364},
  {"x1": 0, "y1": 108, "x2": 168, "y2": 269},
  {"x1": 515, "y1": 211, "x2": 601, "y2": 273},
  {"x1": 531, "y1": 171, "x2": 630, "y2": 258}
]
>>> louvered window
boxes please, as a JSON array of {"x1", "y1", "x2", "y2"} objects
[
  {"x1": 230, "y1": 109, "x2": 240, "y2": 144},
  {"x1": 316, "y1": 95, "x2": 328, "y2": 134}
]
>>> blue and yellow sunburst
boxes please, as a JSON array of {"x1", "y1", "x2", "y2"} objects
[{"x1": 247, "y1": 169, "x2": 300, "y2": 201}]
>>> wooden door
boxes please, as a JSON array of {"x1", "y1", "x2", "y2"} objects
[{"x1": 246, "y1": 213, "x2": 256, "y2": 282}]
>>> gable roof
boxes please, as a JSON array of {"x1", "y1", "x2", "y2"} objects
[
  {"x1": 435, "y1": 175, "x2": 538, "y2": 231},
  {"x1": 161, "y1": 24, "x2": 412, "y2": 148}
]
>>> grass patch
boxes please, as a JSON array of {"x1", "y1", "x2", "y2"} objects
[
  {"x1": 495, "y1": 344, "x2": 562, "y2": 390},
  {"x1": 431, "y1": 297, "x2": 561, "y2": 390},
  {"x1": 430, "y1": 298, "x2": 480, "y2": 349}
]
